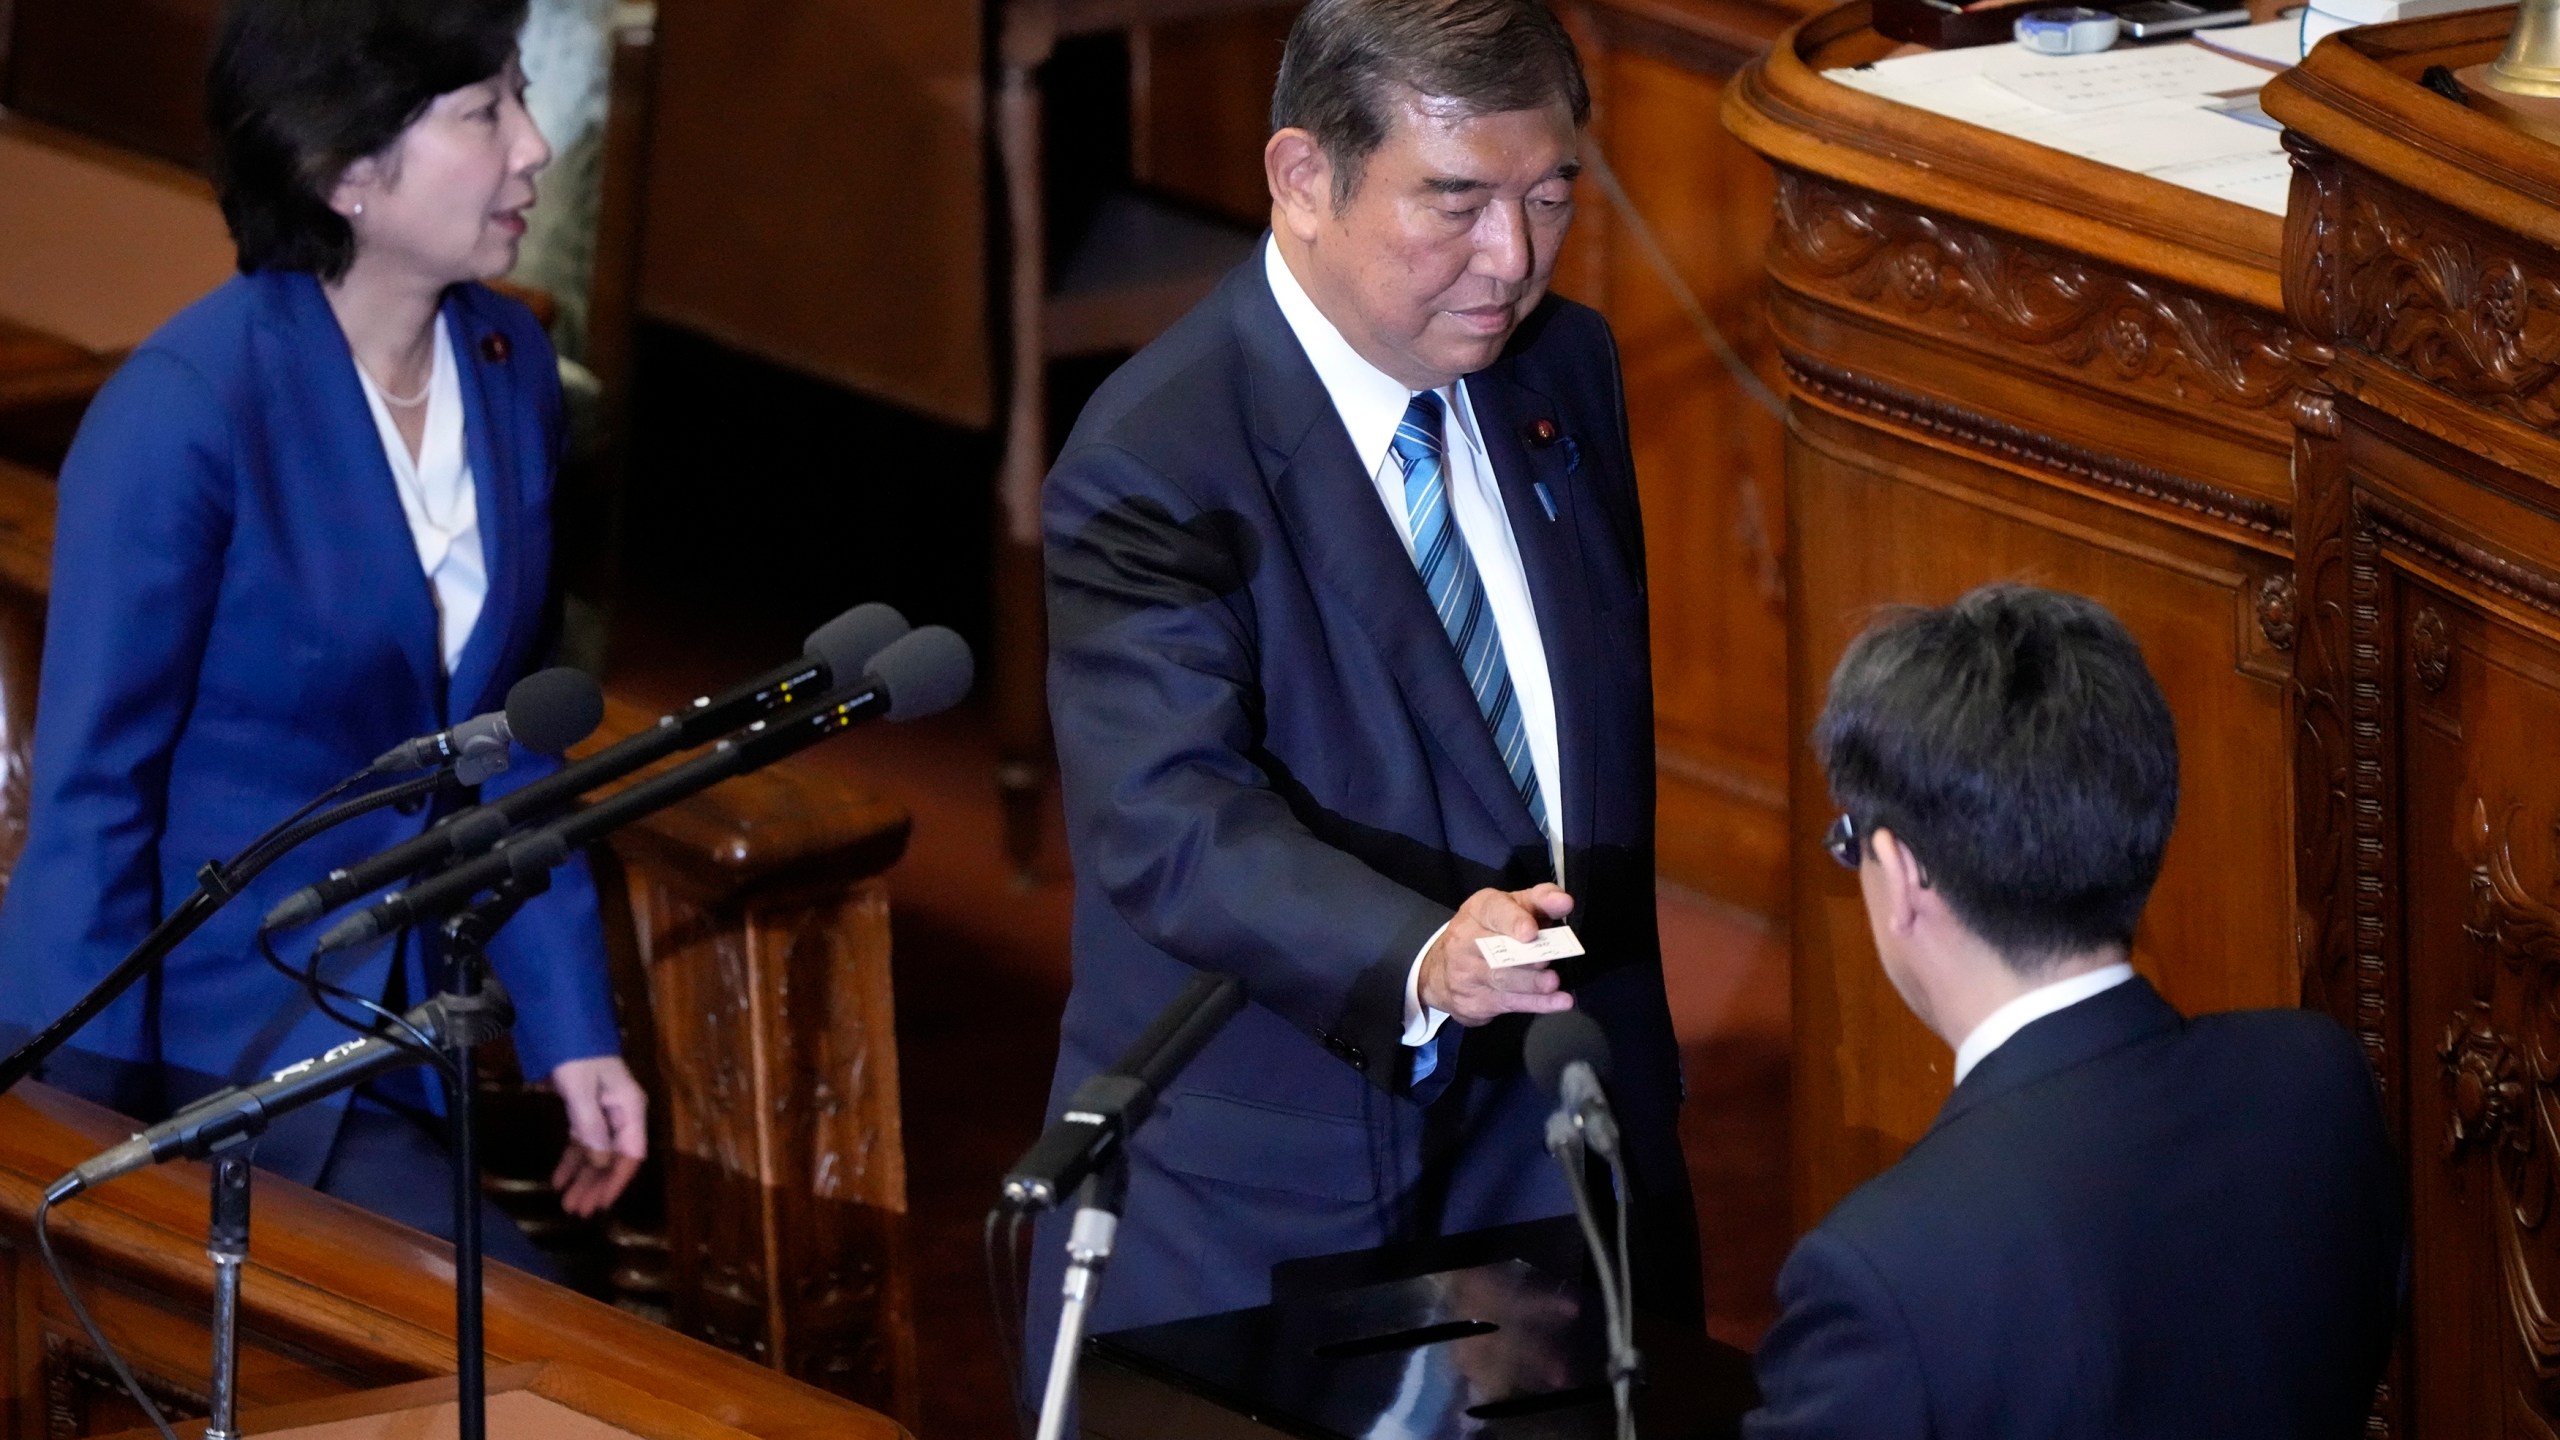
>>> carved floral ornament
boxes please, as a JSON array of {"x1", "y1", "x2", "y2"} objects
[
  {"x1": 1768, "y1": 172, "x2": 2306, "y2": 412},
  {"x1": 2412, "y1": 604, "x2": 2453, "y2": 693},
  {"x1": 2449, "y1": 797, "x2": 2560, "y2": 1388},
  {"x1": 2254, "y1": 571, "x2": 2298, "y2": 651},
  {"x1": 2339, "y1": 180, "x2": 2560, "y2": 431}
]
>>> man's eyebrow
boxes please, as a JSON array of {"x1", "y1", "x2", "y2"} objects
[
  {"x1": 1422, "y1": 176, "x2": 1493, "y2": 196},
  {"x1": 1555, "y1": 160, "x2": 1584, "y2": 181}
]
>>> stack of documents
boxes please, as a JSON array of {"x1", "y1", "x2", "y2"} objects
[
  {"x1": 1824, "y1": 40, "x2": 2293, "y2": 214},
  {"x1": 2301, "y1": 0, "x2": 2511, "y2": 51}
]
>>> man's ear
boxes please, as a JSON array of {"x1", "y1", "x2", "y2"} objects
[
  {"x1": 1265, "y1": 128, "x2": 1334, "y2": 243},
  {"x1": 1869, "y1": 828, "x2": 1928, "y2": 938}
]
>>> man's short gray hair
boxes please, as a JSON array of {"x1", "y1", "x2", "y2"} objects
[{"x1": 1271, "y1": 0, "x2": 1590, "y2": 207}]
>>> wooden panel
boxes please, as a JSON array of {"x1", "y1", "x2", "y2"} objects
[
  {"x1": 638, "y1": 0, "x2": 990, "y2": 427},
  {"x1": 1784, "y1": 403, "x2": 2297, "y2": 1218},
  {"x1": 0, "y1": 0, "x2": 217, "y2": 172},
  {"x1": 1132, "y1": 9, "x2": 1295, "y2": 226},
  {"x1": 1725, "y1": 4, "x2": 2306, "y2": 1231},
  {"x1": 1577, "y1": 37, "x2": 1793, "y2": 915}
]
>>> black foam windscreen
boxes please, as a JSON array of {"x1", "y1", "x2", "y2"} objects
[
  {"x1": 1524, "y1": 1009, "x2": 1613, "y2": 1099},
  {"x1": 869, "y1": 626, "x2": 975, "y2": 721},
  {"x1": 805, "y1": 602, "x2": 910, "y2": 683},
  {"x1": 503, "y1": 667, "x2": 605, "y2": 755}
]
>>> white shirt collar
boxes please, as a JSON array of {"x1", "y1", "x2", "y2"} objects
[
  {"x1": 1952, "y1": 962, "x2": 2137, "y2": 1086},
  {"x1": 1263, "y1": 236, "x2": 1486, "y2": 471}
]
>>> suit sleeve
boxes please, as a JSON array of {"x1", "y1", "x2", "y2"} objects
[
  {"x1": 472, "y1": 309, "x2": 620, "y2": 1079},
  {"x1": 1745, "y1": 1231, "x2": 1932, "y2": 1440},
  {"x1": 1045, "y1": 441, "x2": 1455, "y2": 1095},
  {"x1": 0, "y1": 351, "x2": 236, "y2": 1089},
  {"x1": 476, "y1": 748, "x2": 620, "y2": 1076}
]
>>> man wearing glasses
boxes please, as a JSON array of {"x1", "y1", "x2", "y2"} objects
[{"x1": 1747, "y1": 583, "x2": 2402, "y2": 1438}]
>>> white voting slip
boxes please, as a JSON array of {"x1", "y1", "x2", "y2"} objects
[{"x1": 1823, "y1": 38, "x2": 2292, "y2": 214}]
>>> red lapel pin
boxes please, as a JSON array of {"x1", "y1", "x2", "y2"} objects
[
  {"x1": 479, "y1": 332, "x2": 512, "y2": 364},
  {"x1": 1526, "y1": 417, "x2": 1561, "y2": 448}
]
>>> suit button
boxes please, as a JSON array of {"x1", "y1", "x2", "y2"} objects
[{"x1": 1324, "y1": 1034, "x2": 1368, "y2": 1071}]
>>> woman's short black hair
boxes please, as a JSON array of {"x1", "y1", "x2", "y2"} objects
[
  {"x1": 1814, "y1": 584, "x2": 2181, "y2": 969},
  {"x1": 208, "y1": 0, "x2": 529, "y2": 280}
]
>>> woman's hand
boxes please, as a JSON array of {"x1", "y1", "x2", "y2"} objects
[{"x1": 547, "y1": 1055, "x2": 647, "y2": 1217}]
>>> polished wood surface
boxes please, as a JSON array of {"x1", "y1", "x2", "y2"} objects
[
  {"x1": 579, "y1": 699, "x2": 918, "y2": 1415},
  {"x1": 0, "y1": 0, "x2": 217, "y2": 171},
  {"x1": 2265, "y1": 13, "x2": 2560, "y2": 1434},
  {"x1": 637, "y1": 0, "x2": 991, "y2": 429},
  {"x1": 1726, "y1": 4, "x2": 2310, "y2": 1226},
  {"x1": 0, "y1": 1084, "x2": 910, "y2": 1440},
  {"x1": 96, "y1": 1361, "x2": 764, "y2": 1440},
  {"x1": 1560, "y1": 0, "x2": 1820, "y2": 915}
]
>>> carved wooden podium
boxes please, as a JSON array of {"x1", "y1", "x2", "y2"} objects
[
  {"x1": 1723, "y1": 2, "x2": 2310, "y2": 1231},
  {"x1": 1728, "y1": 4, "x2": 2560, "y2": 1432},
  {"x1": 2265, "y1": 13, "x2": 2560, "y2": 1435}
]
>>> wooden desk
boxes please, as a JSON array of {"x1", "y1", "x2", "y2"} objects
[
  {"x1": 2266, "y1": 13, "x2": 2560, "y2": 1434},
  {"x1": 0, "y1": 1083, "x2": 908, "y2": 1440},
  {"x1": 1724, "y1": 5, "x2": 2313, "y2": 1224}
]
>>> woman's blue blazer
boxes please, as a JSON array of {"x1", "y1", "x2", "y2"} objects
[{"x1": 0, "y1": 270, "x2": 619, "y2": 1184}]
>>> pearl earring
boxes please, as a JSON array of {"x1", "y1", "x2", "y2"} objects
[{"x1": 352, "y1": 202, "x2": 365, "y2": 216}]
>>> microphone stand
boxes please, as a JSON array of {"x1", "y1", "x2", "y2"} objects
[
  {"x1": 1033, "y1": 1156, "x2": 1127, "y2": 1440},
  {"x1": 0, "y1": 767, "x2": 451, "y2": 1099},
  {"x1": 1546, "y1": 1110, "x2": 1640, "y2": 1440},
  {"x1": 203, "y1": 1153, "x2": 251, "y2": 1440},
  {"x1": 430, "y1": 876, "x2": 544, "y2": 1440}
]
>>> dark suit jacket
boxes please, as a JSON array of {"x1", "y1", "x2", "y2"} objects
[
  {"x1": 1747, "y1": 978, "x2": 2403, "y2": 1439},
  {"x1": 1035, "y1": 253, "x2": 1698, "y2": 1351},
  {"x1": 0, "y1": 271, "x2": 619, "y2": 1184}
]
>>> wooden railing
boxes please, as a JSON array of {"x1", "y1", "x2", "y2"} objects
[{"x1": 0, "y1": 1081, "x2": 911, "y2": 1440}]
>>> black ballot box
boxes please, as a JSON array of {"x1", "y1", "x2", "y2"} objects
[{"x1": 1079, "y1": 1219, "x2": 1758, "y2": 1439}]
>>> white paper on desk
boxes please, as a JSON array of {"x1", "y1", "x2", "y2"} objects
[
  {"x1": 2028, "y1": 99, "x2": 2286, "y2": 170},
  {"x1": 2147, "y1": 151, "x2": 2294, "y2": 214},
  {"x1": 1826, "y1": 69, "x2": 2053, "y2": 131},
  {"x1": 1979, "y1": 43, "x2": 2278, "y2": 112}
]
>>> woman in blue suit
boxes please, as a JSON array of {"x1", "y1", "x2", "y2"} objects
[{"x1": 0, "y1": 0, "x2": 645, "y2": 1264}]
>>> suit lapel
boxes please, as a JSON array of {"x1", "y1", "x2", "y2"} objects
[
  {"x1": 444, "y1": 289, "x2": 522, "y2": 717},
  {"x1": 270, "y1": 274, "x2": 444, "y2": 717},
  {"x1": 1233, "y1": 269, "x2": 1546, "y2": 854},
  {"x1": 1467, "y1": 364, "x2": 1599, "y2": 863}
]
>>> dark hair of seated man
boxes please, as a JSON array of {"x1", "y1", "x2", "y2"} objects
[{"x1": 1813, "y1": 582, "x2": 2179, "y2": 967}]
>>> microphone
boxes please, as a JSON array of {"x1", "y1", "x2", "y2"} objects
[
  {"x1": 46, "y1": 986, "x2": 514, "y2": 1203},
  {"x1": 263, "y1": 602, "x2": 910, "y2": 934},
  {"x1": 310, "y1": 625, "x2": 975, "y2": 955},
  {"x1": 367, "y1": 667, "x2": 606, "y2": 784},
  {"x1": 1001, "y1": 971, "x2": 1246, "y2": 1210},
  {"x1": 1526, "y1": 1009, "x2": 1619, "y2": 1158}
]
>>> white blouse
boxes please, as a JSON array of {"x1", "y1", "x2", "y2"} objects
[{"x1": 353, "y1": 315, "x2": 487, "y2": 677}]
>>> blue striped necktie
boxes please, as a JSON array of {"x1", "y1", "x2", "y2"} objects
[{"x1": 1390, "y1": 390, "x2": 1549, "y2": 839}]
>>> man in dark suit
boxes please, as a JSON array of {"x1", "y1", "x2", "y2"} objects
[
  {"x1": 1033, "y1": 0, "x2": 1698, "y2": 1365},
  {"x1": 1748, "y1": 585, "x2": 2403, "y2": 1438}
]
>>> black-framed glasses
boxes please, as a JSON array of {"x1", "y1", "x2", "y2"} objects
[
  {"x1": 1825, "y1": 811, "x2": 1929, "y2": 885},
  {"x1": 1824, "y1": 812, "x2": 1863, "y2": 870}
]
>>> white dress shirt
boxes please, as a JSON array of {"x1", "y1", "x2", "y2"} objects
[
  {"x1": 1263, "y1": 239, "x2": 1564, "y2": 1055},
  {"x1": 1952, "y1": 962, "x2": 2137, "y2": 1086},
  {"x1": 354, "y1": 314, "x2": 487, "y2": 677}
]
